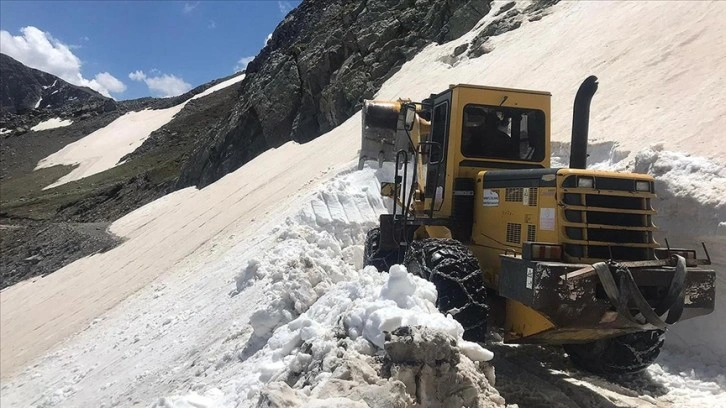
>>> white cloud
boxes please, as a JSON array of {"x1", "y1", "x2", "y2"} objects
[
  {"x1": 278, "y1": 1, "x2": 293, "y2": 15},
  {"x1": 128, "y1": 70, "x2": 192, "y2": 97},
  {"x1": 129, "y1": 70, "x2": 146, "y2": 81},
  {"x1": 92, "y1": 72, "x2": 127, "y2": 94},
  {"x1": 234, "y1": 56, "x2": 255, "y2": 72},
  {"x1": 0, "y1": 26, "x2": 125, "y2": 98},
  {"x1": 208, "y1": 20, "x2": 217, "y2": 30},
  {"x1": 183, "y1": 1, "x2": 199, "y2": 14},
  {"x1": 265, "y1": 33, "x2": 273, "y2": 46}
]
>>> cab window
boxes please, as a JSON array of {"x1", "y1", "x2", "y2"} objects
[{"x1": 461, "y1": 104, "x2": 545, "y2": 162}]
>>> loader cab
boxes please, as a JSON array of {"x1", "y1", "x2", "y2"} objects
[{"x1": 423, "y1": 84, "x2": 552, "y2": 218}]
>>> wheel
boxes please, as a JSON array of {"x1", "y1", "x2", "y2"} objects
[
  {"x1": 363, "y1": 227, "x2": 399, "y2": 272},
  {"x1": 403, "y1": 238, "x2": 488, "y2": 341},
  {"x1": 564, "y1": 330, "x2": 665, "y2": 374}
]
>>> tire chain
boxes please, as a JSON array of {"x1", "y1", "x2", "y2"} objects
[{"x1": 404, "y1": 238, "x2": 488, "y2": 341}]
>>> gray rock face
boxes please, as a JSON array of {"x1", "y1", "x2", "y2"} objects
[
  {"x1": 178, "y1": 0, "x2": 493, "y2": 188},
  {"x1": 466, "y1": 1, "x2": 561, "y2": 59}
]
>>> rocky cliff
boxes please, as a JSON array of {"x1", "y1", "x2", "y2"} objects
[{"x1": 178, "y1": 0, "x2": 493, "y2": 187}]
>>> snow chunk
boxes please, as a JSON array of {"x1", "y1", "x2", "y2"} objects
[
  {"x1": 460, "y1": 340, "x2": 494, "y2": 362},
  {"x1": 380, "y1": 264, "x2": 417, "y2": 307}
]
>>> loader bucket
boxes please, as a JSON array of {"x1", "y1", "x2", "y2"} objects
[{"x1": 358, "y1": 100, "x2": 408, "y2": 169}]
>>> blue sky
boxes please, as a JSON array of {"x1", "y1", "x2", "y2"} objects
[{"x1": 0, "y1": 1, "x2": 300, "y2": 99}]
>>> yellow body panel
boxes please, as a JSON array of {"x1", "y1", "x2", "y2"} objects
[
  {"x1": 472, "y1": 172, "x2": 559, "y2": 281},
  {"x1": 430, "y1": 85, "x2": 552, "y2": 219},
  {"x1": 505, "y1": 299, "x2": 555, "y2": 340}
]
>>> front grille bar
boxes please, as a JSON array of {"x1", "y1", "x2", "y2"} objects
[
  {"x1": 563, "y1": 205, "x2": 656, "y2": 215},
  {"x1": 560, "y1": 189, "x2": 657, "y2": 261},
  {"x1": 560, "y1": 222, "x2": 657, "y2": 232},
  {"x1": 562, "y1": 188, "x2": 656, "y2": 198}
]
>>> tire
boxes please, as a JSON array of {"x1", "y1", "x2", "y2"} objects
[
  {"x1": 564, "y1": 330, "x2": 665, "y2": 375},
  {"x1": 363, "y1": 227, "x2": 398, "y2": 272},
  {"x1": 403, "y1": 238, "x2": 488, "y2": 341}
]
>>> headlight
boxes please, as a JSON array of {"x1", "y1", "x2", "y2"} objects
[
  {"x1": 635, "y1": 180, "x2": 651, "y2": 192},
  {"x1": 577, "y1": 177, "x2": 594, "y2": 188}
]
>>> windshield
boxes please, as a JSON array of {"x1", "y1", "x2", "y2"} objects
[{"x1": 461, "y1": 104, "x2": 545, "y2": 162}]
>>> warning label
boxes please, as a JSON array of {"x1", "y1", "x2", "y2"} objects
[{"x1": 539, "y1": 208, "x2": 555, "y2": 230}]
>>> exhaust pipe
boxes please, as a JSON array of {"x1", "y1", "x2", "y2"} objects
[{"x1": 570, "y1": 76, "x2": 599, "y2": 169}]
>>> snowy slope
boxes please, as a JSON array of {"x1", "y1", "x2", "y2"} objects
[
  {"x1": 34, "y1": 74, "x2": 246, "y2": 189},
  {"x1": 378, "y1": 1, "x2": 726, "y2": 163},
  {"x1": 1, "y1": 1, "x2": 725, "y2": 407}
]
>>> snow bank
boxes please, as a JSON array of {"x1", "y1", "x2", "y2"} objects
[
  {"x1": 34, "y1": 73, "x2": 245, "y2": 189},
  {"x1": 30, "y1": 117, "x2": 73, "y2": 132},
  {"x1": 153, "y1": 168, "x2": 494, "y2": 406},
  {"x1": 633, "y1": 145, "x2": 726, "y2": 237},
  {"x1": 158, "y1": 169, "x2": 492, "y2": 406},
  {"x1": 0, "y1": 128, "x2": 11, "y2": 135}
]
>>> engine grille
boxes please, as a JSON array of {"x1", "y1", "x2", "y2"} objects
[
  {"x1": 561, "y1": 176, "x2": 658, "y2": 262},
  {"x1": 506, "y1": 223, "x2": 522, "y2": 244},
  {"x1": 505, "y1": 187, "x2": 538, "y2": 206}
]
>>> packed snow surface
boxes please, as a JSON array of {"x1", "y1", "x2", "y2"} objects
[
  {"x1": 378, "y1": 0, "x2": 726, "y2": 163},
  {"x1": 29, "y1": 117, "x2": 73, "y2": 132},
  {"x1": 2, "y1": 1, "x2": 726, "y2": 407},
  {"x1": 34, "y1": 73, "x2": 245, "y2": 189}
]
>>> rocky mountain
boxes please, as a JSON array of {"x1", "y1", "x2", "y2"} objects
[{"x1": 0, "y1": 53, "x2": 117, "y2": 132}]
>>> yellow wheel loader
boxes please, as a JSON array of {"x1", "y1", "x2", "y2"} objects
[{"x1": 360, "y1": 76, "x2": 716, "y2": 374}]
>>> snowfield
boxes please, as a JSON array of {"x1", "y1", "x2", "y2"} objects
[
  {"x1": 2, "y1": 0, "x2": 725, "y2": 407},
  {"x1": 30, "y1": 117, "x2": 73, "y2": 132},
  {"x1": 34, "y1": 73, "x2": 246, "y2": 190}
]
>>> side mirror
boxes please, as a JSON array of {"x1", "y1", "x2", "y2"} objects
[{"x1": 403, "y1": 104, "x2": 416, "y2": 131}]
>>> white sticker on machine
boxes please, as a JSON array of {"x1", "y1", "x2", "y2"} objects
[
  {"x1": 540, "y1": 207, "x2": 555, "y2": 231},
  {"x1": 483, "y1": 189, "x2": 499, "y2": 207},
  {"x1": 526, "y1": 267, "x2": 533, "y2": 289}
]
